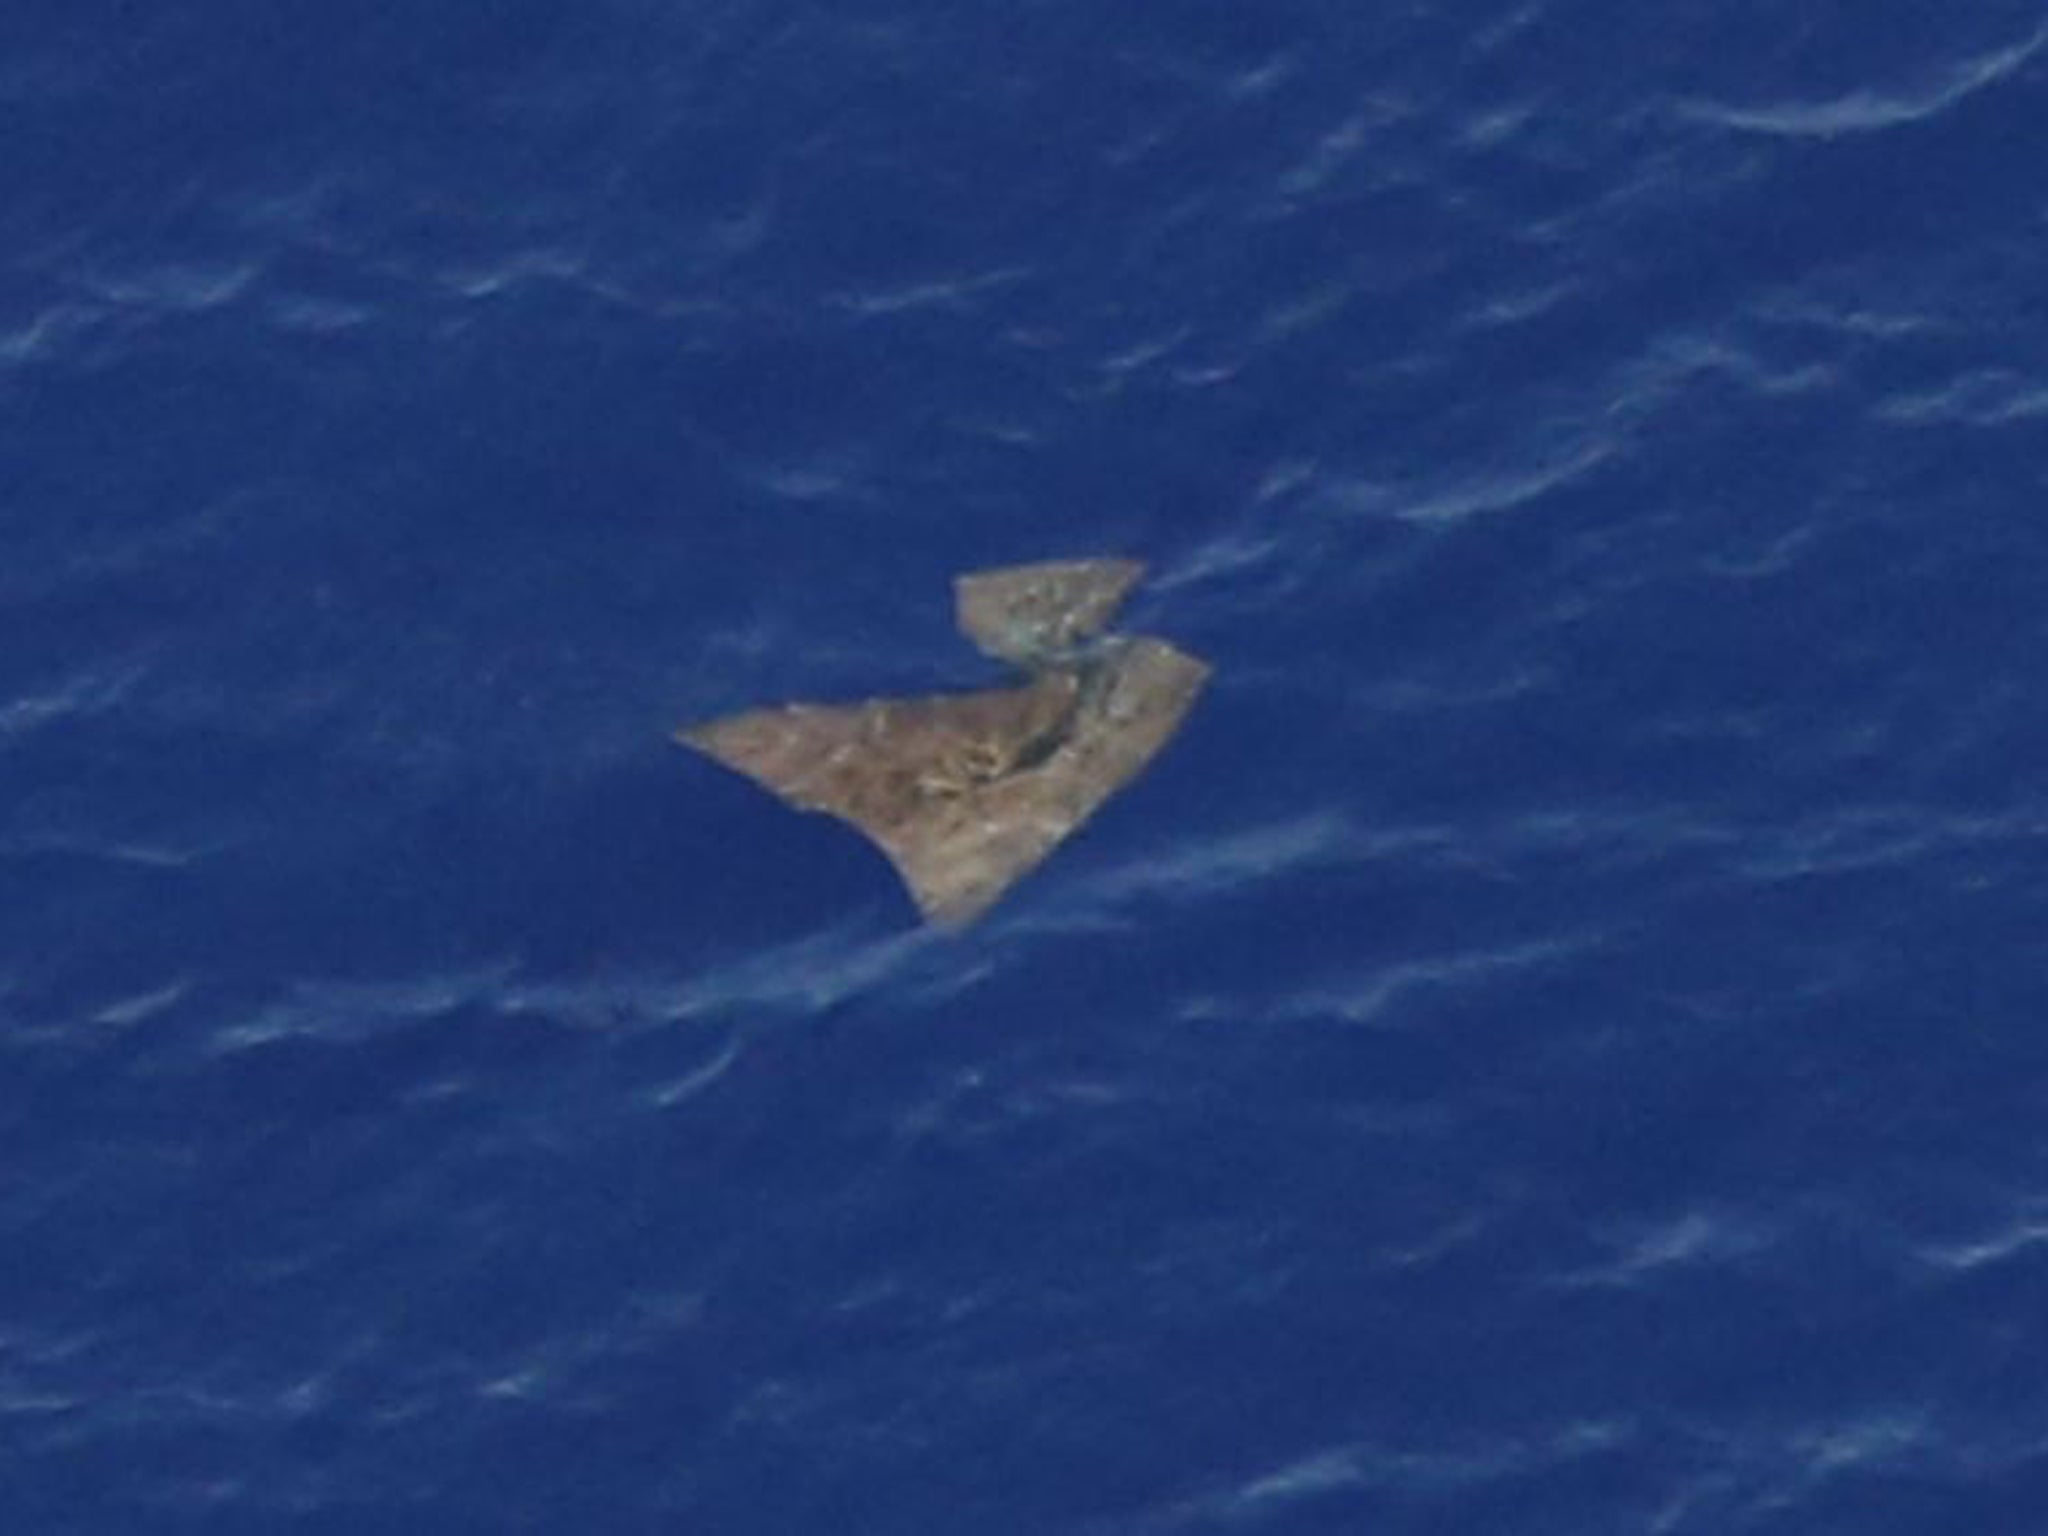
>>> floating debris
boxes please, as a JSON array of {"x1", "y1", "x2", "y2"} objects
[{"x1": 678, "y1": 558, "x2": 1209, "y2": 925}]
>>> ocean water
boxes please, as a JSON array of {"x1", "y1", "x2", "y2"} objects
[{"x1": 5, "y1": 1, "x2": 2048, "y2": 1530}]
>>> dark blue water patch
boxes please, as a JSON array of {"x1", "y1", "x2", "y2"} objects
[{"x1": 8, "y1": 0, "x2": 2048, "y2": 1530}]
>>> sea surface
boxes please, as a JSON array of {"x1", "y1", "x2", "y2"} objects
[{"x1": 5, "y1": 2, "x2": 2048, "y2": 1531}]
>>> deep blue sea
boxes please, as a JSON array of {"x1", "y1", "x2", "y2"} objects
[{"x1": 7, "y1": 2, "x2": 2048, "y2": 1531}]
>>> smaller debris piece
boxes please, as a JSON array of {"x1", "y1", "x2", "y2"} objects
[{"x1": 678, "y1": 558, "x2": 1209, "y2": 926}]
